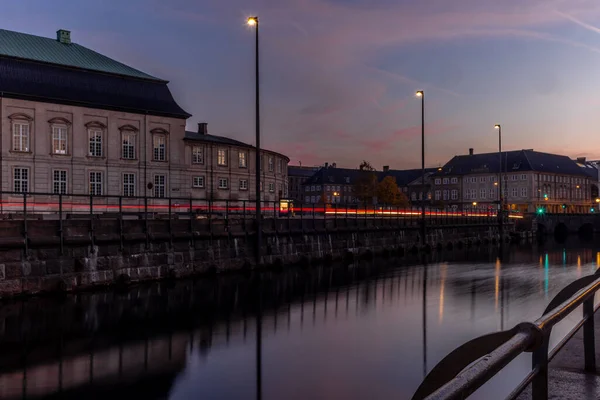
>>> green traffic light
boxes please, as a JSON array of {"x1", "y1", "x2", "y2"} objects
[
  {"x1": 592, "y1": 208, "x2": 596, "y2": 213},
  {"x1": 537, "y1": 208, "x2": 545, "y2": 214}
]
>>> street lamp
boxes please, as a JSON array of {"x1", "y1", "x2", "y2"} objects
[
  {"x1": 247, "y1": 16, "x2": 261, "y2": 266},
  {"x1": 494, "y1": 124, "x2": 503, "y2": 239},
  {"x1": 472, "y1": 202, "x2": 478, "y2": 207},
  {"x1": 416, "y1": 90, "x2": 425, "y2": 246}
]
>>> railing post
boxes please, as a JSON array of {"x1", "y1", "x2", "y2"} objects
[
  {"x1": 583, "y1": 296, "x2": 596, "y2": 372},
  {"x1": 312, "y1": 203, "x2": 316, "y2": 230},
  {"x1": 532, "y1": 340, "x2": 549, "y2": 400},
  {"x1": 89, "y1": 194, "x2": 95, "y2": 253},
  {"x1": 59, "y1": 193, "x2": 64, "y2": 256},
  {"x1": 23, "y1": 192, "x2": 28, "y2": 255},
  {"x1": 225, "y1": 199, "x2": 230, "y2": 232},
  {"x1": 119, "y1": 196, "x2": 123, "y2": 253},
  {"x1": 243, "y1": 200, "x2": 246, "y2": 233},
  {"x1": 168, "y1": 197, "x2": 173, "y2": 249},
  {"x1": 189, "y1": 196, "x2": 195, "y2": 248},
  {"x1": 144, "y1": 196, "x2": 149, "y2": 250}
]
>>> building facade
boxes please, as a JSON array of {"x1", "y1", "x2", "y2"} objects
[
  {"x1": 288, "y1": 165, "x2": 320, "y2": 203},
  {"x1": 183, "y1": 123, "x2": 289, "y2": 203},
  {"x1": 433, "y1": 149, "x2": 592, "y2": 213}
]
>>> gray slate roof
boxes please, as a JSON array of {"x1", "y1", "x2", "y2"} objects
[
  {"x1": 184, "y1": 131, "x2": 289, "y2": 160},
  {"x1": 303, "y1": 166, "x2": 437, "y2": 186}
]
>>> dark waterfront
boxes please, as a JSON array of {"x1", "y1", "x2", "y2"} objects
[{"x1": 1, "y1": 240, "x2": 599, "y2": 400}]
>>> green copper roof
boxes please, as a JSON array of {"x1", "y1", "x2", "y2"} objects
[{"x1": 0, "y1": 29, "x2": 162, "y2": 81}]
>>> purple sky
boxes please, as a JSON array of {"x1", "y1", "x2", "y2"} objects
[{"x1": 4, "y1": 0, "x2": 600, "y2": 169}]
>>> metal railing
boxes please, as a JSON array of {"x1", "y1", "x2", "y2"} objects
[{"x1": 411, "y1": 268, "x2": 600, "y2": 400}]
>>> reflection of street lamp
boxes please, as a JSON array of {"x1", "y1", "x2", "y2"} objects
[{"x1": 416, "y1": 90, "x2": 425, "y2": 246}]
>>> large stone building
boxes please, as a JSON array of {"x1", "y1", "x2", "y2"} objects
[
  {"x1": 433, "y1": 149, "x2": 593, "y2": 213},
  {"x1": 288, "y1": 165, "x2": 320, "y2": 203},
  {"x1": 0, "y1": 28, "x2": 288, "y2": 204}
]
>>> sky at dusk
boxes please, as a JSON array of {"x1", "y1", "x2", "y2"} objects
[{"x1": 3, "y1": 0, "x2": 600, "y2": 169}]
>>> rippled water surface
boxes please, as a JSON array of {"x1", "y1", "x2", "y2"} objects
[{"x1": 1, "y1": 240, "x2": 599, "y2": 400}]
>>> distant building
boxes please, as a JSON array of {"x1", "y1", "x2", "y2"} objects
[
  {"x1": 288, "y1": 165, "x2": 320, "y2": 203},
  {"x1": 574, "y1": 157, "x2": 599, "y2": 199},
  {"x1": 380, "y1": 166, "x2": 438, "y2": 205},
  {"x1": 434, "y1": 149, "x2": 592, "y2": 213}
]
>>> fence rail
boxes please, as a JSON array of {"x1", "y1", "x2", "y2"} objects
[{"x1": 411, "y1": 268, "x2": 600, "y2": 400}]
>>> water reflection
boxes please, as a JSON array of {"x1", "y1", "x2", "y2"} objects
[{"x1": 0, "y1": 240, "x2": 598, "y2": 399}]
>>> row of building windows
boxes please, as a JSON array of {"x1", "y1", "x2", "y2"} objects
[
  {"x1": 304, "y1": 195, "x2": 356, "y2": 204},
  {"x1": 10, "y1": 168, "x2": 287, "y2": 197},
  {"x1": 12, "y1": 122, "x2": 164, "y2": 161},
  {"x1": 434, "y1": 177, "x2": 459, "y2": 185},
  {"x1": 192, "y1": 146, "x2": 284, "y2": 172},
  {"x1": 435, "y1": 174, "x2": 587, "y2": 185},
  {"x1": 305, "y1": 185, "x2": 352, "y2": 193}
]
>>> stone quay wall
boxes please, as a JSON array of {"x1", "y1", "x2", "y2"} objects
[{"x1": 0, "y1": 217, "x2": 513, "y2": 297}]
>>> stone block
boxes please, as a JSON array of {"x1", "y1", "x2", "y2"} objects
[
  {"x1": 0, "y1": 249, "x2": 22, "y2": 262},
  {"x1": 22, "y1": 277, "x2": 41, "y2": 293},
  {"x1": 0, "y1": 264, "x2": 4, "y2": 281},
  {"x1": 0, "y1": 279, "x2": 21, "y2": 296},
  {"x1": 4, "y1": 262, "x2": 22, "y2": 279}
]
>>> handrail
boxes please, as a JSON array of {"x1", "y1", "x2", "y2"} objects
[{"x1": 412, "y1": 269, "x2": 600, "y2": 400}]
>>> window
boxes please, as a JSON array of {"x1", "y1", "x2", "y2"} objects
[
  {"x1": 326, "y1": 185, "x2": 331, "y2": 191},
  {"x1": 327, "y1": 195, "x2": 331, "y2": 202},
  {"x1": 443, "y1": 190, "x2": 448, "y2": 200},
  {"x1": 435, "y1": 178, "x2": 441, "y2": 185},
  {"x1": 192, "y1": 146, "x2": 203, "y2": 164},
  {"x1": 52, "y1": 125, "x2": 67, "y2": 154},
  {"x1": 122, "y1": 132, "x2": 136, "y2": 159},
  {"x1": 480, "y1": 177, "x2": 485, "y2": 183},
  {"x1": 521, "y1": 174, "x2": 527, "y2": 180},
  {"x1": 489, "y1": 176, "x2": 495, "y2": 182},
  {"x1": 310, "y1": 196, "x2": 316, "y2": 203},
  {"x1": 521, "y1": 187, "x2": 527, "y2": 197},
  {"x1": 443, "y1": 178, "x2": 449, "y2": 184},
  {"x1": 12, "y1": 123, "x2": 29, "y2": 152},
  {"x1": 451, "y1": 177, "x2": 458, "y2": 184},
  {"x1": 269, "y1": 183, "x2": 274, "y2": 192},
  {"x1": 411, "y1": 192, "x2": 417, "y2": 201},
  {"x1": 470, "y1": 177, "x2": 476, "y2": 183},
  {"x1": 154, "y1": 175, "x2": 166, "y2": 198},
  {"x1": 435, "y1": 190, "x2": 441, "y2": 200},
  {"x1": 470, "y1": 189, "x2": 477, "y2": 199},
  {"x1": 240, "y1": 179, "x2": 248, "y2": 190},
  {"x1": 260, "y1": 155, "x2": 264, "y2": 171},
  {"x1": 89, "y1": 172, "x2": 102, "y2": 196},
  {"x1": 123, "y1": 173, "x2": 135, "y2": 197},
  {"x1": 465, "y1": 191, "x2": 470, "y2": 200},
  {"x1": 345, "y1": 177, "x2": 350, "y2": 183},
  {"x1": 268, "y1": 157, "x2": 274, "y2": 172},
  {"x1": 480, "y1": 189, "x2": 486, "y2": 199},
  {"x1": 305, "y1": 196, "x2": 310, "y2": 203},
  {"x1": 53, "y1": 170, "x2": 67, "y2": 194},
  {"x1": 311, "y1": 185, "x2": 315, "y2": 191},
  {"x1": 277, "y1": 159, "x2": 282, "y2": 173},
  {"x1": 88, "y1": 129, "x2": 102, "y2": 157},
  {"x1": 305, "y1": 186, "x2": 309, "y2": 192},
  {"x1": 451, "y1": 190, "x2": 458, "y2": 200},
  {"x1": 511, "y1": 187, "x2": 518, "y2": 197},
  {"x1": 490, "y1": 189, "x2": 495, "y2": 198},
  {"x1": 14, "y1": 167, "x2": 29, "y2": 193},
  {"x1": 193, "y1": 176, "x2": 204, "y2": 188},
  {"x1": 216, "y1": 149, "x2": 227, "y2": 166},
  {"x1": 153, "y1": 135, "x2": 166, "y2": 161},
  {"x1": 317, "y1": 185, "x2": 322, "y2": 191},
  {"x1": 238, "y1": 151, "x2": 247, "y2": 168},
  {"x1": 511, "y1": 175, "x2": 517, "y2": 181},
  {"x1": 218, "y1": 178, "x2": 228, "y2": 189}
]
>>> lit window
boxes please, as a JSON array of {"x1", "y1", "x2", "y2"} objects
[
  {"x1": 239, "y1": 152, "x2": 247, "y2": 168},
  {"x1": 123, "y1": 173, "x2": 136, "y2": 197},
  {"x1": 89, "y1": 172, "x2": 103, "y2": 196},
  {"x1": 154, "y1": 175, "x2": 166, "y2": 198},
  {"x1": 14, "y1": 167, "x2": 29, "y2": 193},
  {"x1": 53, "y1": 170, "x2": 67, "y2": 194},
  {"x1": 52, "y1": 125, "x2": 68, "y2": 154},
  {"x1": 193, "y1": 176, "x2": 204, "y2": 188},
  {"x1": 240, "y1": 179, "x2": 248, "y2": 190},
  {"x1": 218, "y1": 149, "x2": 228, "y2": 166},
  {"x1": 122, "y1": 132, "x2": 136, "y2": 159},
  {"x1": 12, "y1": 122, "x2": 30, "y2": 152},
  {"x1": 88, "y1": 129, "x2": 102, "y2": 157},
  {"x1": 218, "y1": 178, "x2": 228, "y2": 189},
  {"x1": 192, "y1": 146, "x2": 203, "y2": 164},
  {"x1": 153, "y1": 135, "x2": 166, "y2": 161}
]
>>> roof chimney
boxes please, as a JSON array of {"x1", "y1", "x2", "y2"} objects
[
  {"x1": 324, "y1": 162, "x2": 329, "y2": 168},
  {"x1": 469, "y1": 148, "x2": 474, "y2": 156},
  {"x1": 56, "y1": 29, "x2": 71, "y2": 44},
  {"x1": 577, "y1": 157, "x2": 587, "y2": 163},
  {"x1": 383, "y1": 165, "x2": 389, "y2": 172},
  {"x1": 198, "y1": 122, "x2": 207, "y2": 135},
  {"x1": 332, "y1": 162, "x2": 337, "y2": 168}
]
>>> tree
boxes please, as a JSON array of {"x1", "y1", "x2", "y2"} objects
[
  {"x1": 354, "y1": 160, "x2": 378, "y2": 205},
  {"x1": 376, "y1": 176, "x2": 410, "y2": 207}
]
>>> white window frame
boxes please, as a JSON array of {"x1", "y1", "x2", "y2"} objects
[
  {"x1": 451, "y1": 190, "x2": 458, "y2": 200},
  {"x1": 89, "y1": 171, "x2": 103, "y2": 196},
  {"x1": 154, "y1": 174, "x2": 166, "y2": 198},
  {"x1": 239, "y1": 179, "x2": 248, "y2": 190},
  {"x1": 434, "y1": 178, "x2": 441, "y2": 185},
  {"x1": 192, "y1": 146, "x2": 203, "y2": 164},
  {"x1": 218, "y1": 178, "x2": 229, "y2": 189},
  {"x1": 123, "y1": 173, "x2": 136, "y2": 197},
  {"x1": 52, "y1": 125, "x2": 68, "y2": 155},
  {"x1": 193, "y1": 176, "x2": 205, "y2": 188},
  {"x1": 450, "y1": 177, "x2": 458, "y2": 184},
  {"x1": 442, "y1": 178, "x2": 449, "y2": 184},
  {"x1": 521, "y1": 174, "x2": 527, "y2": 180},
  {"x1": 480, "y1": 177, "x2": 485, "y2": 183},
  {"x1": 88, "y1": 129, "x2": 103, "y2": 157},
  {"x1": 13, "y1": 167, "x2": 29, "y2": 193},
  {"x1": 122, "y1": 132, "x2": 136, "y2": 160},
  {"x1": 217, "y1": 149, "x2": 228, "y2": 166},
  {"x1": 238, "y1": 151, "x2": 247, "y2": 168},
  {"x1": 434, "y1": 190, "x2": 441, "y2": 200},
  {"x1": 53, "y1": 170, "x2": 67, "y2": 194},
  {"x1": 153, "y1": 135, "x2": 166, "y2": 161},
  {"x1": 470, "y1": 189, "x2": 477, "y2": 199},
  {"x1": 511, "y1": 187, "x2": 518, "y2": 197},
  {"x1": 443, "y1": 190, "x2": 448, "y2": 200},
  {"x1": 521, "y1": 187, "x2": 528, "y2": 197},
  {"x1": 269, "y1": 182, "x2": 275, "y2": 192},
  {"x1": 480, "y1": 189, "x2": 486, "y2": 199},
  {"x1": 12, "y1": 122, "x2": 30, "y2": 152}
]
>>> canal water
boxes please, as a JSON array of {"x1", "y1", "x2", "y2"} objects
[{"x1": 0, "y1": 240, "x2": 599, "y2": 400}]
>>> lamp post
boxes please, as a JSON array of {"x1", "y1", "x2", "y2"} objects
[
  {"x1": 494, "y1": 124, "x2": 503, "y2": 239},
  {"x1": 247, "y1": 16, "x2": 261, "y2": 266},
  {"x1": 416, "y1": 91, "x2": 425, "y2": 246}
]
